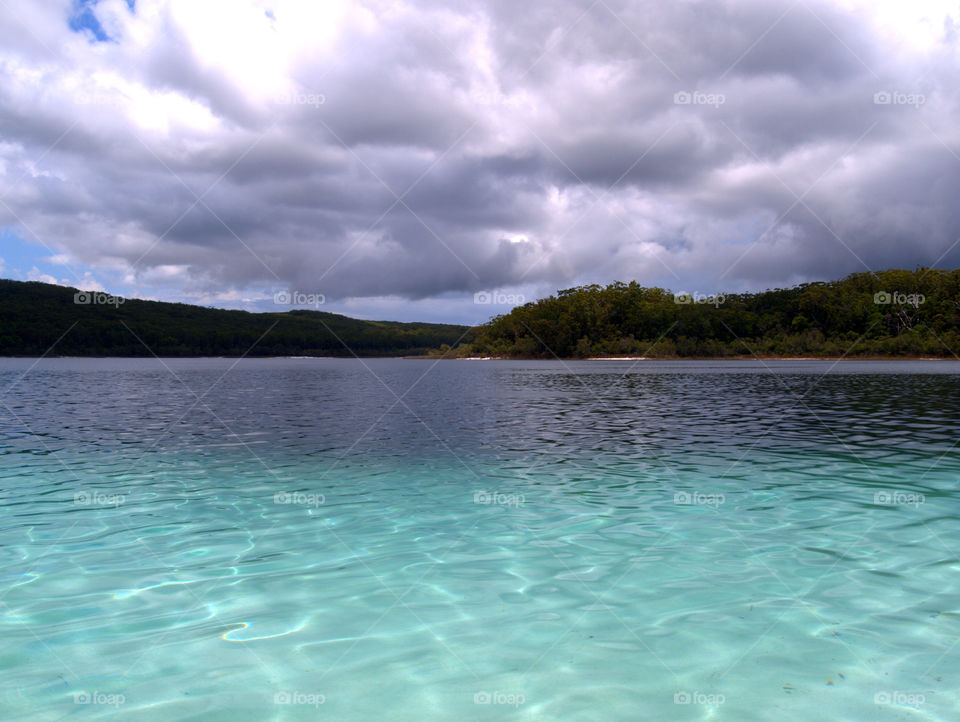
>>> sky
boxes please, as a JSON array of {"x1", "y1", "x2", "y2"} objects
[{"x1": 0, "y1": 0, "x2": 958, "y2": 325}]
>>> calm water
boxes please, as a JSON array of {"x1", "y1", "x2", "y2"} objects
[{"x1": 1, "y1": 358, "x2": 959, "y2": 720}]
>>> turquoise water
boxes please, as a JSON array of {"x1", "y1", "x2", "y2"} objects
[{"x1": 1, "y1": 357, "x2": 959, "y2": 720}]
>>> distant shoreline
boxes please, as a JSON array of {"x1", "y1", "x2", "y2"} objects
[
  {"x1": 0, "y1": 354, "x2": 952, "y2": 361},
  {"x1": 406, "y1": 354, "x2": 955, "y2": 361}
]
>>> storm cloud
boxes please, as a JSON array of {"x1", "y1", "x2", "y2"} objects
[{"x1": 1, "y1": 0, "x2": 958, "y2": 322}]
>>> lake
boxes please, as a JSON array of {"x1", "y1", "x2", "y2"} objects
[{"x1": 1, "y1": 358, "x2": 958, "y2": 720}]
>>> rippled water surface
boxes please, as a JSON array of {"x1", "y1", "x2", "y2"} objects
[{"x1": 2, "y1": 358, "x2": 959, "y2": 720}]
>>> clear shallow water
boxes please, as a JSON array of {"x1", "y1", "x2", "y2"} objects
[{"x1": 1, "y1": 357, "x2": 959, "y2": 720}]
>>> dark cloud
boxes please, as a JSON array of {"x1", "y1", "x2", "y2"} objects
[{"x1": 0, "y1": 0, "x2": 958, "y2": 320}]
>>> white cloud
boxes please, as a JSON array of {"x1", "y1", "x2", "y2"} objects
[
  {"x1": 26, "y1": 267, "x2": 59, "y2": 285},
  {"x1": 0, "y1": 0, "x2": 958, "y2": 322}
]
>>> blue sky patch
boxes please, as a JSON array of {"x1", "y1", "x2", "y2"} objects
[{"x1": 68, "y1": 0, "x2": 135, "y2": 42}]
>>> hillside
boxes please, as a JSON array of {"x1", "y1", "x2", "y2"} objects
[
  {"x1": 0, "y1": 280, "x2": 470, "y2": 357},
  {"x1": 448, "y1": 269, "x2": 960, "y2": 358}
]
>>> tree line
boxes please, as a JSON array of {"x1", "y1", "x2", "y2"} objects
[
  {"x1": 442, "y1": 269, "x2": 960, "y2": 358},
  {"x1": 0, "y1": 280, "x2": 470, "y2": 357}
]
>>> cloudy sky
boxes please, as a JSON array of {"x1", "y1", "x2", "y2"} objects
[{"x1": 1, "y1": 0, "x2": 958, "y2": 324}]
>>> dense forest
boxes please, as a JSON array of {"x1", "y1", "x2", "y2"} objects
[
  {"x1": 4, "y1": 270, "x2": 959, "y2": 359},
  {"x1": 443, "y1": 268, "x2": 960, "y2": 358},
  {"x1": 0, "y1": 280, "x2": 470, "y2": 357}
]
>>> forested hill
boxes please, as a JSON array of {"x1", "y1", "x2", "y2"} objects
[
  {"x1": 0, "y1": 279, "x2": 470, "y2": 357},
  {"x1": 450, "y1": 269, "x2": 960, "y2": 358}
]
